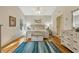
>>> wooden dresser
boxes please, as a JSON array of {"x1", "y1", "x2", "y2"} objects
[{"x1": 61, "y1": 30, "x2": 79, "y2": 53}]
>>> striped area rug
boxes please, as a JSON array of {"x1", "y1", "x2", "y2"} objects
[{"x1": 13, "y1": 40, "x2": 61, "y2": 53}]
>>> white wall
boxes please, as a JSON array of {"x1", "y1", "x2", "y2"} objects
[
  {"x1": 0, "y1": 6, "x2": 24, "y2": 47},
  {"x1": 25, "y1": 15, "x2": 52, "y2": 29},
  {"x1": 25, "y1": 15, "x2": 51, "y2": 24},
  {"x1": 52, "y1": 6, "x2": 79, "y2": 35}
]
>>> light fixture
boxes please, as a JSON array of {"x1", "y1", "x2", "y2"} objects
[
  {"x1": 36, "y1": 10, "x2": 41, "y2": 15},
  {"x1": 34, "y1": 7, "x2": 41, "y2": 15}
]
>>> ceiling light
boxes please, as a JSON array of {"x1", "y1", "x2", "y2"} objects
[
  {"x1": 34, "y1": 7, "x2": 41, "y2": 15},
  {"x1": 36, "y1": 10, "x2": 41, "y2": 15}
]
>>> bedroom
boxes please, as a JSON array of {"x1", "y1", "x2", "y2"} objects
[{"x1": 0, "y1": 6, "x2": 79, "y2": 53}]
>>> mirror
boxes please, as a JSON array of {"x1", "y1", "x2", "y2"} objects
[{"x1": 72, "y1": 9, "x2": 79, "y2": 32}]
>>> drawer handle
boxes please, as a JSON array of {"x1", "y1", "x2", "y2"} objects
[
  {"x1": 73, "y1": 48, "x2": 77, "y2": 50},
  {"x1": 73, "y1": 41, "x2": 78, "y2": 43},
  {"x1": 70, "y1": 34, "x2": 73, "y2": 36},
  {"x1": 67, "y1": 44, "x2": 70, "y2": 46},
  {"x1": 67, "y1": 38, "x2": 70, "y2": 40}
]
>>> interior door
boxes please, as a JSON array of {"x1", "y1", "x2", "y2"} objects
[{"x1": 56, "y1": 16, "x2": 62, "y2": 36}]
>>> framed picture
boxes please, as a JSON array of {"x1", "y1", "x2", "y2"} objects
[
  {"x1": 35, "y1": 19, "x2": 41, "y2": 23},
  {"x1": 9, "y1": 16, "x2": 16, "y2": 27}
]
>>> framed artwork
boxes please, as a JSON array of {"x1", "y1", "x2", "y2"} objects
[
  {"x1": 9, "y1": 16, "x2": 16, "y2": 27},
  {"x1": 35, "y1": 19, "x2": 41, "y2": 23}
]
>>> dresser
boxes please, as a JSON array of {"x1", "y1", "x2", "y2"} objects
[{"x1": 61, "y1": 30, "x2": 79, "y2": 53}]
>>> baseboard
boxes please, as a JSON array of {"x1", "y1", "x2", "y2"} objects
[{"x1": 1, "y1": 37, "x2": 21, "y2": 49}]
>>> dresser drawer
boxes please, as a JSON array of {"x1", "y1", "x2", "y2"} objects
[
  {"x1": 72, "y1": 40, "x2": 79, "y2": 45},
  {"x1": 73, "y1": 43, "x2": 79, "y2": 49},
  {"x1": 65, "y1": 38, "x2": 72, "y2": 42},
  {"x1": 71, "y1": 43, "x2": 79, "y2": 53},
  {"x1": 76, "y1": 33, "x2": 79, "y2": 38},
  {"x1": 73, "y1": 33, "x2": 79, "y2": 39},
  {"x1": 73, "y1": 36, "x2": 79, "y2": 41},
  {"x1": 65, "y1": 43, "x2": 72, "y2": 50},
  {"x1": 72, "y1": 47, "x2": 79, "y2": 53},
  {"x1": 61, "y1": 40, "x2": 72, "y2": 50}
]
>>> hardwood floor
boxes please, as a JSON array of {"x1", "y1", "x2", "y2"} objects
[
  {"x1": 1, "y1": 36, "x2": 72, "y2": 53},
  {"x1": 1, "y1": 38, "x2": 20, "y2": 53},
  {"x1": 1, "y1": 38, "x2": 31, "y2": 53}
]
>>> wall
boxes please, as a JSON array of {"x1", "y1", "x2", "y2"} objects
[
  {"x1": 25, "y1": 15, "x2": 52, "y2": 30},
  {"x1": 0, "y1": 6, "x2": 24, "y2": 47},
  {"x1": 25, "y1": 15, "x2": 51, "y2": 25},
  {"x1": 52, "y1": 6, "x2": 79, "y2": 36}
]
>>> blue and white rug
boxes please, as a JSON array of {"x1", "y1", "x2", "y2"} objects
[{"x1": 13, "y1": 40, "x2": 61, "y2": 53}]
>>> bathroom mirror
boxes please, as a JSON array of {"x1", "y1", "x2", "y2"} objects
[{"x1": 72, "y1": 9, "x2": 79, "y2": 32}]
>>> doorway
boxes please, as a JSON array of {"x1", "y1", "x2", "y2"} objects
[{"x1": 56, "y1": 15, "x2": 62, "y2": 36}]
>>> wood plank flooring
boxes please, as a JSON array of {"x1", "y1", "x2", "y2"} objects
[{"x1": 1, "y1": 36, "x2": 72, "y2": 53}]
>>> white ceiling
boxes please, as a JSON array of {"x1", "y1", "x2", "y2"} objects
[{"x1": 19, "y1": 6, "x2": 56, "y2": 15}]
